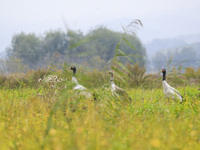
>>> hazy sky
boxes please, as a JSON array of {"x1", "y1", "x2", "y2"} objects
[{"x1": 1, "y1": 0, "x2": 200, "y2": 52}]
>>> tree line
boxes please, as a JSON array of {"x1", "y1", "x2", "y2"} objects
[
  {"x1": 1, "y1": 27, "x2": 146, "y2": 73},
  {"x1": 148, "y1": 43, "x2": 200, "y2": 72}
]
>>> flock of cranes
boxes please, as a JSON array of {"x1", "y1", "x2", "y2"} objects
[{"x1": 69, "y1": 66, "x2": 183, "y2": 103}]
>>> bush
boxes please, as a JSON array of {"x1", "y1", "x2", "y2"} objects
[
  {"x1": 0, "y1": 65, "x2": 200, "y2": 89},
  {"x1": 127, "y1": 63, "x2": 148, "y2": 87}
]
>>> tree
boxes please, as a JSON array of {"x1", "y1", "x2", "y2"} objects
[
  {"x1": 174, "y1": 47, "x2": 197, "y2": 68},
  {"x1": 7, "y1": 32, "x2": 42, "y2": 69},
  {"x1": 72, "y1": 27, "x2": 146, "y2": 66},
  {"x1": 43, "y1": 30, "x2": 68, "y2": 56},
  {"x1": 151, "y1": 51, "x2": 167, "y2": 70},
  {"x1": 5, "y1": 27, "x2": 146, "y2": 72}
]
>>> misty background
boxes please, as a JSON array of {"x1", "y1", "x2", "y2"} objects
[{"x1": 1, "y1": 0, "x2": 200, "y2": 73}]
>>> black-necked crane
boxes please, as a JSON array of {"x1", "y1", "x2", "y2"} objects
[
  {"x1": 70, "y1": 66, "x2": 96, "y2": 100},
  {"x1": 161, "y1": 68, "x2": 183, "y2": 103},
  {"x1": 109, "y1": 70, "x2": 131, "y2": 102},
  {"x1": 70, "y1": 66, "x2": 87, "y2": 91}
]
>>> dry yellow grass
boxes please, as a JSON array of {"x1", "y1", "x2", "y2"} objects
[{"x1": 0, "y1": 86, "x2": 200, "y2": 149}]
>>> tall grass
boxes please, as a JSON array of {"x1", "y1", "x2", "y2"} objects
[{"x1": 0, "y1": 86, "x2": 200, "y2": 149}]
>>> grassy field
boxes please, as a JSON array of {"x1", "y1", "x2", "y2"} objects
[{"x1": 0, "y1": 85, "x2": 200, "y2": 150}]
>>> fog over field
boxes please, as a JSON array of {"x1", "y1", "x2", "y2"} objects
[{"x1": 1, "y1": 0, "x2": 200, "y2": 72}]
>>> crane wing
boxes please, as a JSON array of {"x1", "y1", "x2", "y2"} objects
[
  {"x1": 115, "y1": 86, "x2": 126, "y2": 95},
  {"x1": 114, "y1": 85, "x2": 132, "y2": 102},
  {"x1": 169, "y1": 86, "x2": 182, "y2": 96}
]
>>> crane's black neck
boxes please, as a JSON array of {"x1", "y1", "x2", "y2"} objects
[
  {"x1": 110, "y1": 74, "x2": 114, "y2": 83},
  {"x1": 73, "y1": 69, "x2": 76, "y2": 77},
  {"x1": 70, "y1": 66, "x2": 76, "y2": 77},
  {"x1": 162, "y1": 72, "x2": 166, "y2": 81}
]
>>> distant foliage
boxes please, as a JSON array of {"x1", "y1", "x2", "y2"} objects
[
  {"x1": 184, "y1": 67, "x2": 195, "y2": 79},
  {"x1": 0, "y1": 68, "x2": 48, "y2": 88},
  {"x1": 0, "y1": 65, "x2": 199, "y2": 89},
  {"x1": 4, "y1": 27, "x2": 146, "y2": 73},
  {"x1": 151, "y1": 44, "x2": 200, "y2": 72},
  {"x1": 6, "y1": 33, "x2": 43, "y2": 69}
]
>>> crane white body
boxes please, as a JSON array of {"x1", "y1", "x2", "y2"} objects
[
  {"x1": 109, "y1": 70, "x2": 131, "y2": 102},
  {"x1": 70, "y1": 66, "x2": 92, "y2": 98},
  {"x1": 162, "y1": 80, "x2": 183, "y2": 102},
  {"x1": 161, "y1": 69, "x2": 183, "y2": 102},
  {"x1": 72, "y1": 76, "x2": 86, "y2": 91}
]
